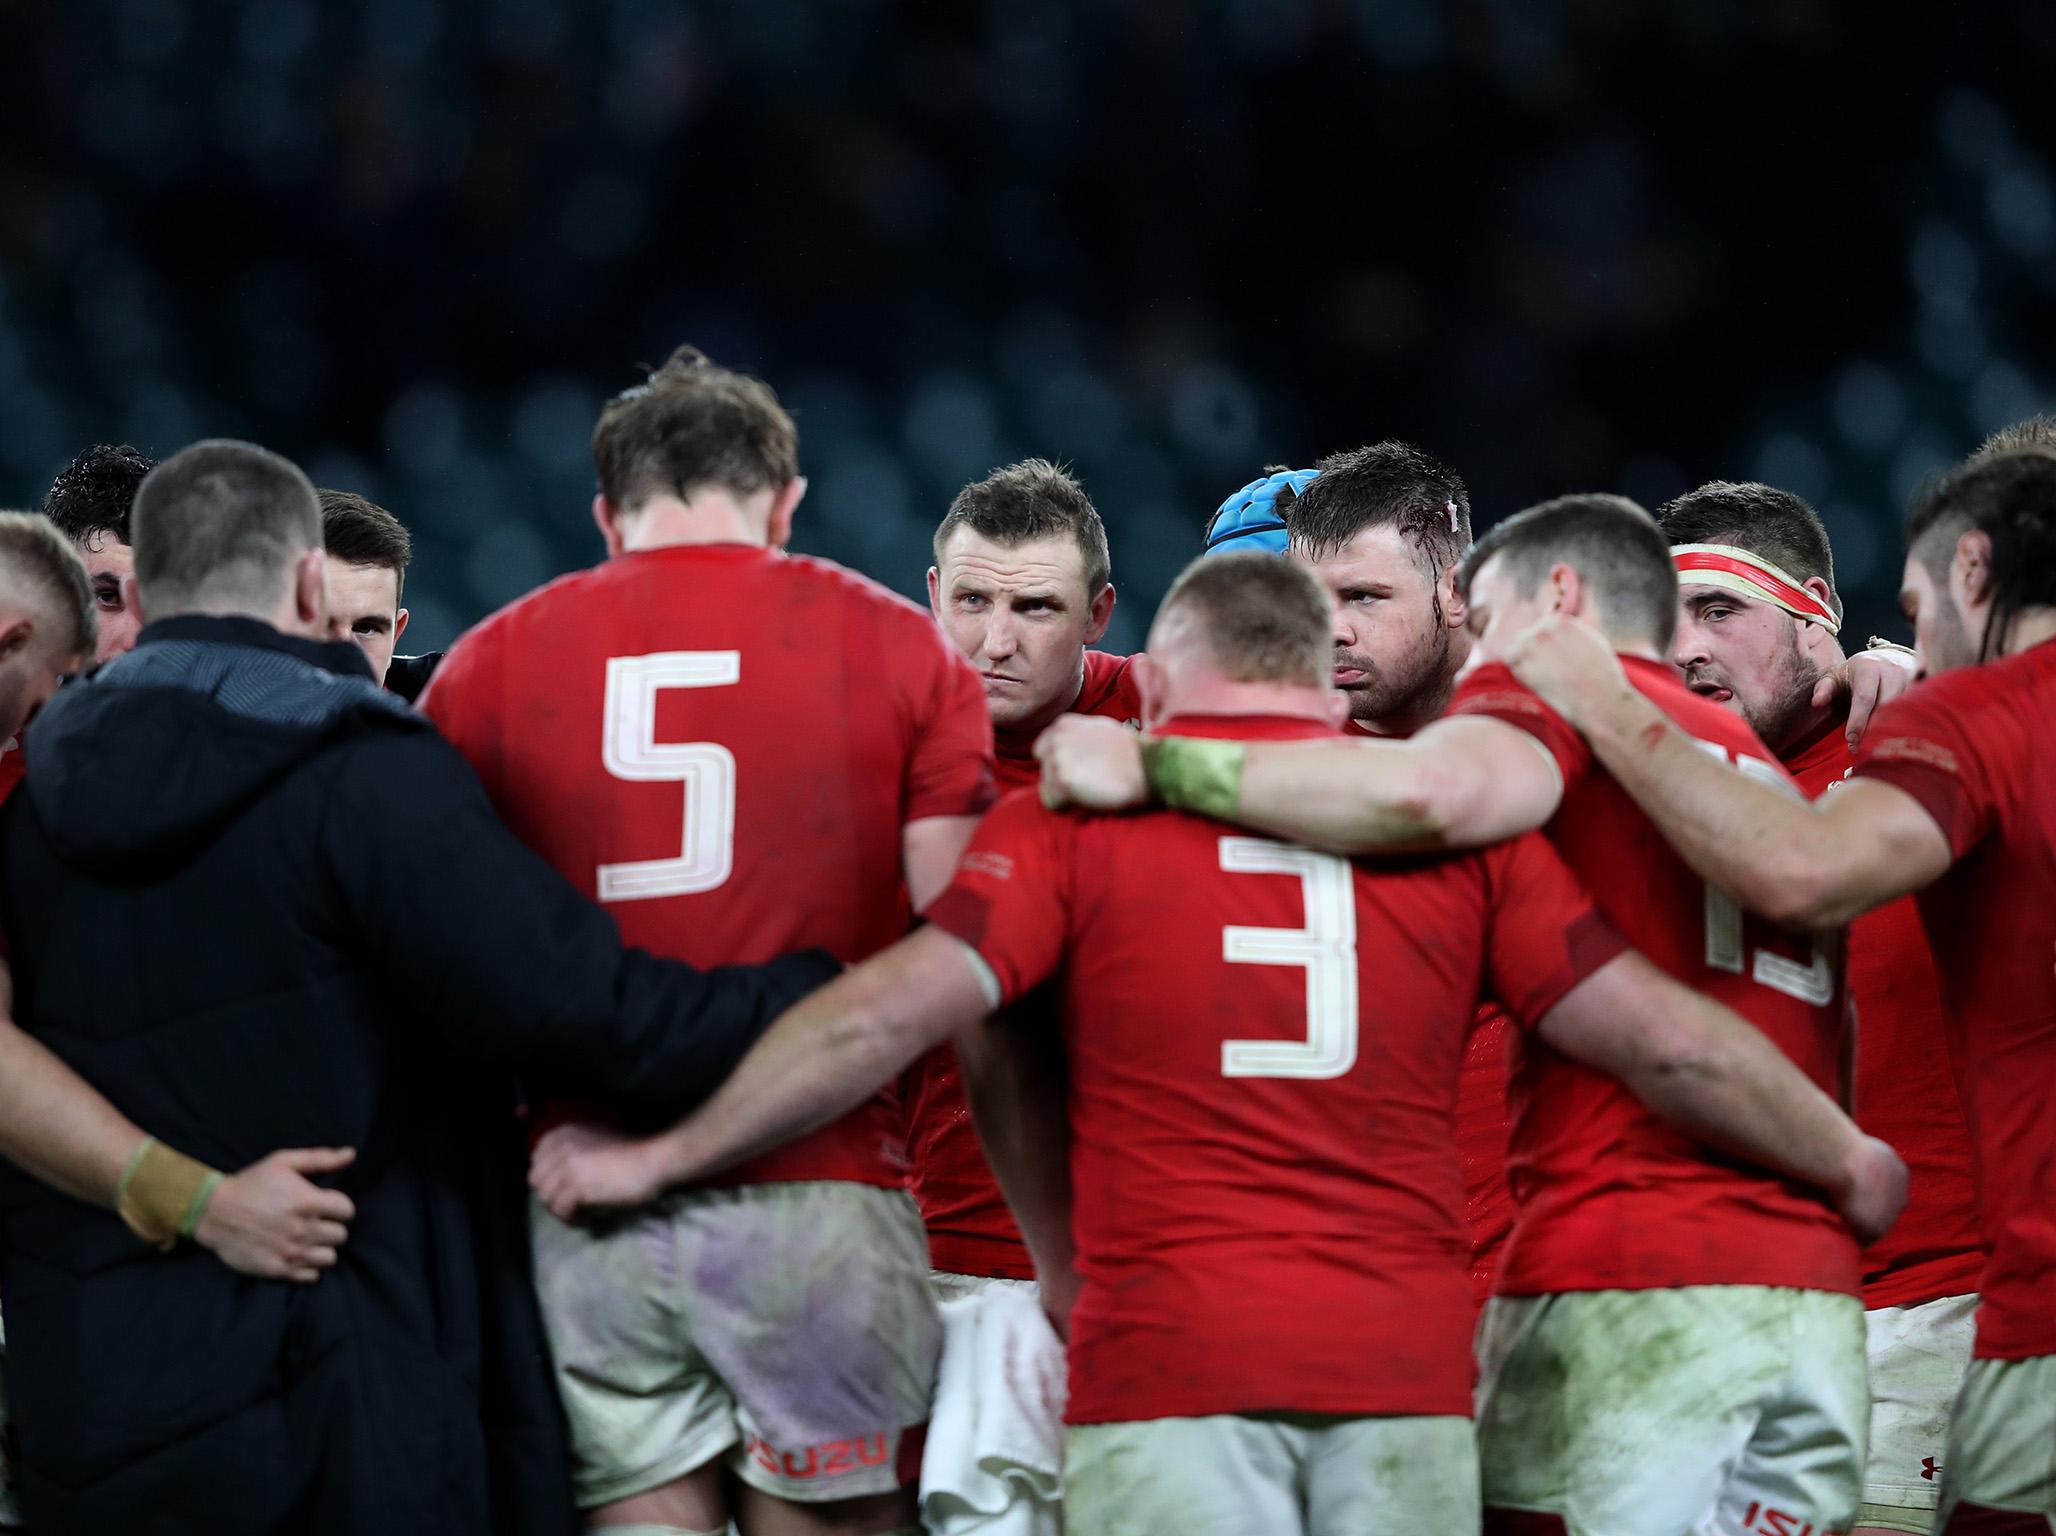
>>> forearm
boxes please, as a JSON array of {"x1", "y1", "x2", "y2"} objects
[
  {"x1": 1627, "y1": 990, "x2": 1865, "y2": 1199},
  {"x1": 1150, "y1": 736, "x2": 1448, "y2": 854},
  {"x1": 959, "y1": 1019, "x2": 1075, "y2": 1283},
  {"x1": 1576, "y1": 683, "x2": 1856, "y2": 926},
  {"x1": 0, "y1": 1013, "x2": 147, "y2": 1207}
]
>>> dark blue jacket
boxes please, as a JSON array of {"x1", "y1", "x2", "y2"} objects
[{"x1": 0, "y1": 615, "x2": 836, "y2": 1536}]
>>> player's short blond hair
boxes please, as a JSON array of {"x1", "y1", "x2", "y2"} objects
[
  {"x1": 0, "y1": 508, "x2": 97, "y2": 660},
  {"x1": 1158, "y1": 551, "x2": 1331, "y2": 688}
]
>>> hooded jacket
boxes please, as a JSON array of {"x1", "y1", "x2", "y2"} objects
[{"x1": 0, "y1": 615, "x2": 838, "y2": 1536}]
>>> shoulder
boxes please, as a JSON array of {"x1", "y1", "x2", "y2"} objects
[
  {"x1": 1449, "y1": 661, "x2": 1549, "y2": 720},
  {"x1": 1080, "y1": 651, "x2": 1144, "y2": 723}
]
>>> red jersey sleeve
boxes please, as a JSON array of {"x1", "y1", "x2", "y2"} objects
[
  {"x1": 895, "y1": 617, "x2": 998, "y2": 823},
  {"x1": 1480, "y1": 831, "x2": 1630, "y2": 1028},
  {"x1": 1851, "y1": 688, "x2": 1995, "y2": 859},
  {"x1": 1447, "y1": 661, "x2": 1592, "y2": 788},
  {"x1": 417, "y1": 623, "x2": 507, "y2": 796},
  {"x1": 922, "y1": 790, "x2": 1072, "y2": 1003}
]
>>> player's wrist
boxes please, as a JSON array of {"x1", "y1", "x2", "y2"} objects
[
  {"x1": 1140, "y1": 736, "x2": 1244, "y2": 821},
  {"x1": 116, "y1": 1136, "x2": 225, "y2": 1251}
]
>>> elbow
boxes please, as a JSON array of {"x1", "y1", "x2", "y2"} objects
[{"x1": 1748, "y1": 853, "x2": 1846, "y2": 932}]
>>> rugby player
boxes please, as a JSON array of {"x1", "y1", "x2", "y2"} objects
[
  {"x1": 421, "y1": 345, "x2": 994, "y2": 1536},
  {"x1": 40, "y1": 442, "x2": 153, "y2": 665},
  {"x1": 1040, "y1": 494, "x2": 1897, "y2": 1532},
  {"x1": 318, "y1": 490, "x2": 411, "y2": 687},
  {"x1": 1657, "y1": 480, "x2": 1979, "y2": 1536},
  {"x1": 531, "y1": 550, "x2": 1900, "y2": 1536},
  {"x1": 1495, "y1": 452, "x2": 2056, "y2": 1533},
  {"x1": 910, "y1": 457, "x2": 1137, "y2": 1290}
]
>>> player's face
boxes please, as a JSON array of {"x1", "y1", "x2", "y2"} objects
[
  {"x1": 1671, "y1": 584, "x2": 1824, "y2": 752},
  {"x1": 1295, "y1": 525, "x2": 1459, "y2": 729},
  {"x1": 324, "y1": 561, "x2": 408, "y2": 685},
  {"x1": 1461, "y1": 555, "x2": 1552, "y2": 664},
  {"x1": 1900, "y1": 552, "x2": 1977, "y2": 677},
  {"x1": 77, "y1": 531, "x2": 141, "y2": 665},
  {"x1": 930, "y1": 530, "x2": 1110, "y2": 732},
  {"x1": 0, "y1": 628, "x2": 82, "y2": 743}
]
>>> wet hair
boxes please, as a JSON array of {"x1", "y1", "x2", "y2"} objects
[
  {"x1": 1657, "y1": 480, "x2": 1841, "y2": 622},
  {"x1": 1284, "y1": 441, "x2": 1471, "y2": 581},
  {"x1": 42, "y1": 443, "x2": 156, "y2": 551},
  {"x1": 1906, "y1": 449, "x2": 2056, "y2": 660}
]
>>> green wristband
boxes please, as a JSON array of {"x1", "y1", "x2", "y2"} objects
[
  {"x1": 1141, "y1": 736, "x2": 1246, "y2": 821},
  {"x1": 114, "y1": 1135, "x2": 156, "y2": 1207},
  {"x1": 179, "y1": 1170, "x2": 226, "y2": 1240}
]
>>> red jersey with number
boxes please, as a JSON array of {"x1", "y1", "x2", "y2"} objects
[
  {"x1": 1449, "y1": 658, "x2": 1861, "y2": 1298},
  {"x1": 907, "y1": 649, "x2": 1143, "y2": 1278},
  {"x1": 1783, "y1": 712, "x2": 1983, "y2": 1310},
  {"x1": 421, "y1": 542, "x2": 996, "y2": 1188},
  {"x1": 924, "y1": 713, "x2": 1627, "y2": 1424},
  {"x1": 1852, "y1": 640, "x2": 2056, "y2": 1359}
]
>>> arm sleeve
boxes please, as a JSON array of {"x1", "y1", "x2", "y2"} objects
[
  {"x1": 1851, "y1": 687, "x2": 1995, "y2": 858},
  {"x1": 1448, "y1": 662, "x2": 1592, "y2": 790},
  {"x1": 899, "y1": 615, "x2": 999, "y2": 822},
  {"x1": 321, "y1": 726, "x2": 840, "y2": 1110},
  {"x1": 1481, "y1": 832, "x2": 1631, "y2": 1029},
  {"x1": 921, "y1": 791, "x2": 1072, "y2": 1005}
]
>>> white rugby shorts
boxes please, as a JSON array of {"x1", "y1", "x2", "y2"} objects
[
  {"x1": 1856, "y1": 1291, "x2": 1976, "y2": 1532},
  {"x1": 1475, "y1": 1286, "x2": 1868, "y2": 1536},
  {"x1": 1932, "y1": 1351, "x2": 2056, "y2": 1530},
  {"x1": 1065, "y1": 1411, "x2": 1479, "y2": 1536},
  {"x1": 531, "y1": 1181, "x2": 940, "y2": 1507}
]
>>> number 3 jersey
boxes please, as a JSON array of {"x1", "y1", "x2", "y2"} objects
[
  {"x1": 1449, "y1": 658, "x2": 1862, "y2": 1299},
  {"x1": 421, "y1": 541, "x2": 997, "y2": 1188},
  {"x1": 923, "y1": 713, "x2": 1628, "y2": 1426}
]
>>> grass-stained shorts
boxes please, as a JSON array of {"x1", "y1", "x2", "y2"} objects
[
  {"x1": 532, "y1": 1181, "x2": 940, "y2": 1507},
  {"x1": 1932, "y1": 1351, "x2": 2056, "y2": 1530},
  {"x1": 1476, "y1": 1286, "x2": 1868, "y2": 1536}
]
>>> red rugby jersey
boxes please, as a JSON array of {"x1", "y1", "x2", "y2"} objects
[
  {"x1": 421, "y1": 542, "x2": 996, "y2": 1188},
  {"x1": 924, "y1": 713, "x2": 1626, "y2": 1425},
  {"x1": 1450, "y1": 657, "x2": 1861, "y2": 1298},
  {"x1": 1783, "y1": 712, "x2": 1982, "y2": 1309},
  {"x1": 1852, "y1": 639, "x2": 2056, "y2": 1359},
  {"x1": 906, "y1": 649, "x2": 1142, "y2": 1278}
]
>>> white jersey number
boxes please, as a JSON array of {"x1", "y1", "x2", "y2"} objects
[
  {"x1": 1693, "y1": 741, "x2": 1836, "y2": 1005},
  {"x1": 1218, "y1": 837, "x2": 1360, "y2": 1079},
  {"x1": 597, "y1": 651, "x2": 739, "y2": 902}
]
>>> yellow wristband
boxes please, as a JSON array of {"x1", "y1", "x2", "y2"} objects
[{"x1": 116, "y1": 1137, "x2": 222, "y2": 1252}]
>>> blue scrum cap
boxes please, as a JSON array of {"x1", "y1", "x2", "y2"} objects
[{"x1": 1202, "y1": 467, "x2": 1320, "y2": 557}]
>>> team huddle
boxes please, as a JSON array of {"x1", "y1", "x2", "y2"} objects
[{"x1": 0, "y1": 346, "x2": 2049, "y2": 1536}]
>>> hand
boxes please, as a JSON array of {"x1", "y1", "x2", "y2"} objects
[
  {"x1": 530, "y1": 1122, "x2": 676, "y2": 1222},
  {"x1": 1037, "y1": 1261, "x2": 1081, "y2": 1342},
  {"x1": 193, "y1": 1147, "x2": 357, "y2": 1284},
  {"x1": 1810, "y1": 647, "x2": 1916, "y2": 748},
  {"x1": 1500, "y1": 613, "x2": 1633, "y2": 729},
  {"x1": 1833, "y1": 1134, "x2": 1909, "y2": 1247},
  {"x1": 1035, "y1": 716, "x2": 1148, "y2": 812}
]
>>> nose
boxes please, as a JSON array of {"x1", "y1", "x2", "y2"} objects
[
  {"x1": 1331, "y1": 608, "x2": 1355, "y2": 648},
  {"x1": 983, "y1": 609, "x2": 1020, "y2": 662},
  {"x1": 1671, "y1": 615, "x2": 1710, "y2": 672}
]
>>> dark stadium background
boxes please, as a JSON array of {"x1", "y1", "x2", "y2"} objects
[{"x1": 1, "y1": 1, "x2": 2052, "y2": 654}]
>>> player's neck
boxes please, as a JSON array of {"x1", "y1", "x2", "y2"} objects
[
  {"x1": 2000, "y1": 606, "x2": 2056, "y2": 657},
  {"x1": 1159, "y1": 679, "x2": 1335, "y2": 725},
  {"x1": 616, "y1": 496, "x2": 770, "y2": 554}
]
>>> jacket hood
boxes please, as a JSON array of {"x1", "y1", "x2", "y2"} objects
[{"x1": 21, "y1": 615, "x2": 424, "y2": 876}]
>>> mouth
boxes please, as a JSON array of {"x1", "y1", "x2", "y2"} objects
[
  {"x1": 1332, "y1": 667, "x2": 1368, "y2": 687},
  {"x1": 1688, "y1": 680, "x2": 1734, "y2": 704},
  {"x1": 980, "y1": 673, "x2": 1023, "y2": 688}
]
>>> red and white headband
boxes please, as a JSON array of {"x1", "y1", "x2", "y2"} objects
[{"x1": 1671, "y1": 543, "x2": 1840, "y2": 635}]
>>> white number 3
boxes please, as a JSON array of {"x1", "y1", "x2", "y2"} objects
[
  {"x1": 597, "y1": 651, "x2": 739, "y2": 902},
  {"x1": 1218, "y1": 837, "x2": 1360, "y2": 1079}
]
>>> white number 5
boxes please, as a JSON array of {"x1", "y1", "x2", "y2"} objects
[
  {"x1": 597, "y1": 651, "x2": 739, "y2": 902},
  {"x1": 1218, "y1": 837, "x2": 1359, "y2": 1079}
]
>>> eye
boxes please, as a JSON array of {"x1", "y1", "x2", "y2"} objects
[
  {"x1": 1703, "y1": 605, "x2": 1733, "y2": 623},
  {"x1": 95, "y1": 590, "x2": 123, "y2": 612},
  {"x1": 957, "y1": 593, "x2": 986, "y2": 610}
]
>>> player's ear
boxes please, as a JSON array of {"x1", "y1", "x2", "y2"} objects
[
  {"x1": 1133, "y1": 652, "x2": 1168, "y2": 730},
  {"x1": 766, "y1": 476, "x2": 806, "y2": 550},
  {"x1": 591, "y1": 494, "x2": 626, "y2": 559},
  {"x1": 0, "y1": 618, "x2": 30, "y2": 662},
  {"x1": 1437, "y1": 560, "x2": 1466, "y2": 631},
  {"x1": 1084, "y1": 582, "x2": 1115, "y2": 644},
  {"x1": 1547, "y1": 562, "x2": 1583, "y2": 618},
  {"x1": 1954, "y1": 529, "x2": 1994, "y2": 607},
  {"x1": 294, "y1": 547, "x2": 327, "y2": 628},
  {"x1": 926, "y1": 566, "x2": 944, "y2": 619},
  {"x1": 393, "y1": 608, "x2": 410, "y2": 644}
]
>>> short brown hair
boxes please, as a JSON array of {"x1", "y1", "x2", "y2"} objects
[
  {"x1": 1157, "y1": 550, "x2": 1331, "y2": 688},
  {"x1": 1971, "y1": 413, "x2": 2056, "y2": 464},
  {"x1": 1461, "y1": 493, "x2": 1679, "y2": 652},
  {"x1": 0, "y1": 509, "x2": 94, "y2": 660},
  {"x1": 591, "y1": 345, "x2": 798, "y2": 512},
  {"x1": 319, "y1": 489, "x2": 413, "y2": 602},
  {"x1": 1286, "y1": 441, "x2": 1472, "y2": 580},
  {"x1": 932, "y1": 458, "x2": 1111, "y2": 595},
  {"x1": 133, "y1": 440, "x2": 321, "y2": 615}
]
